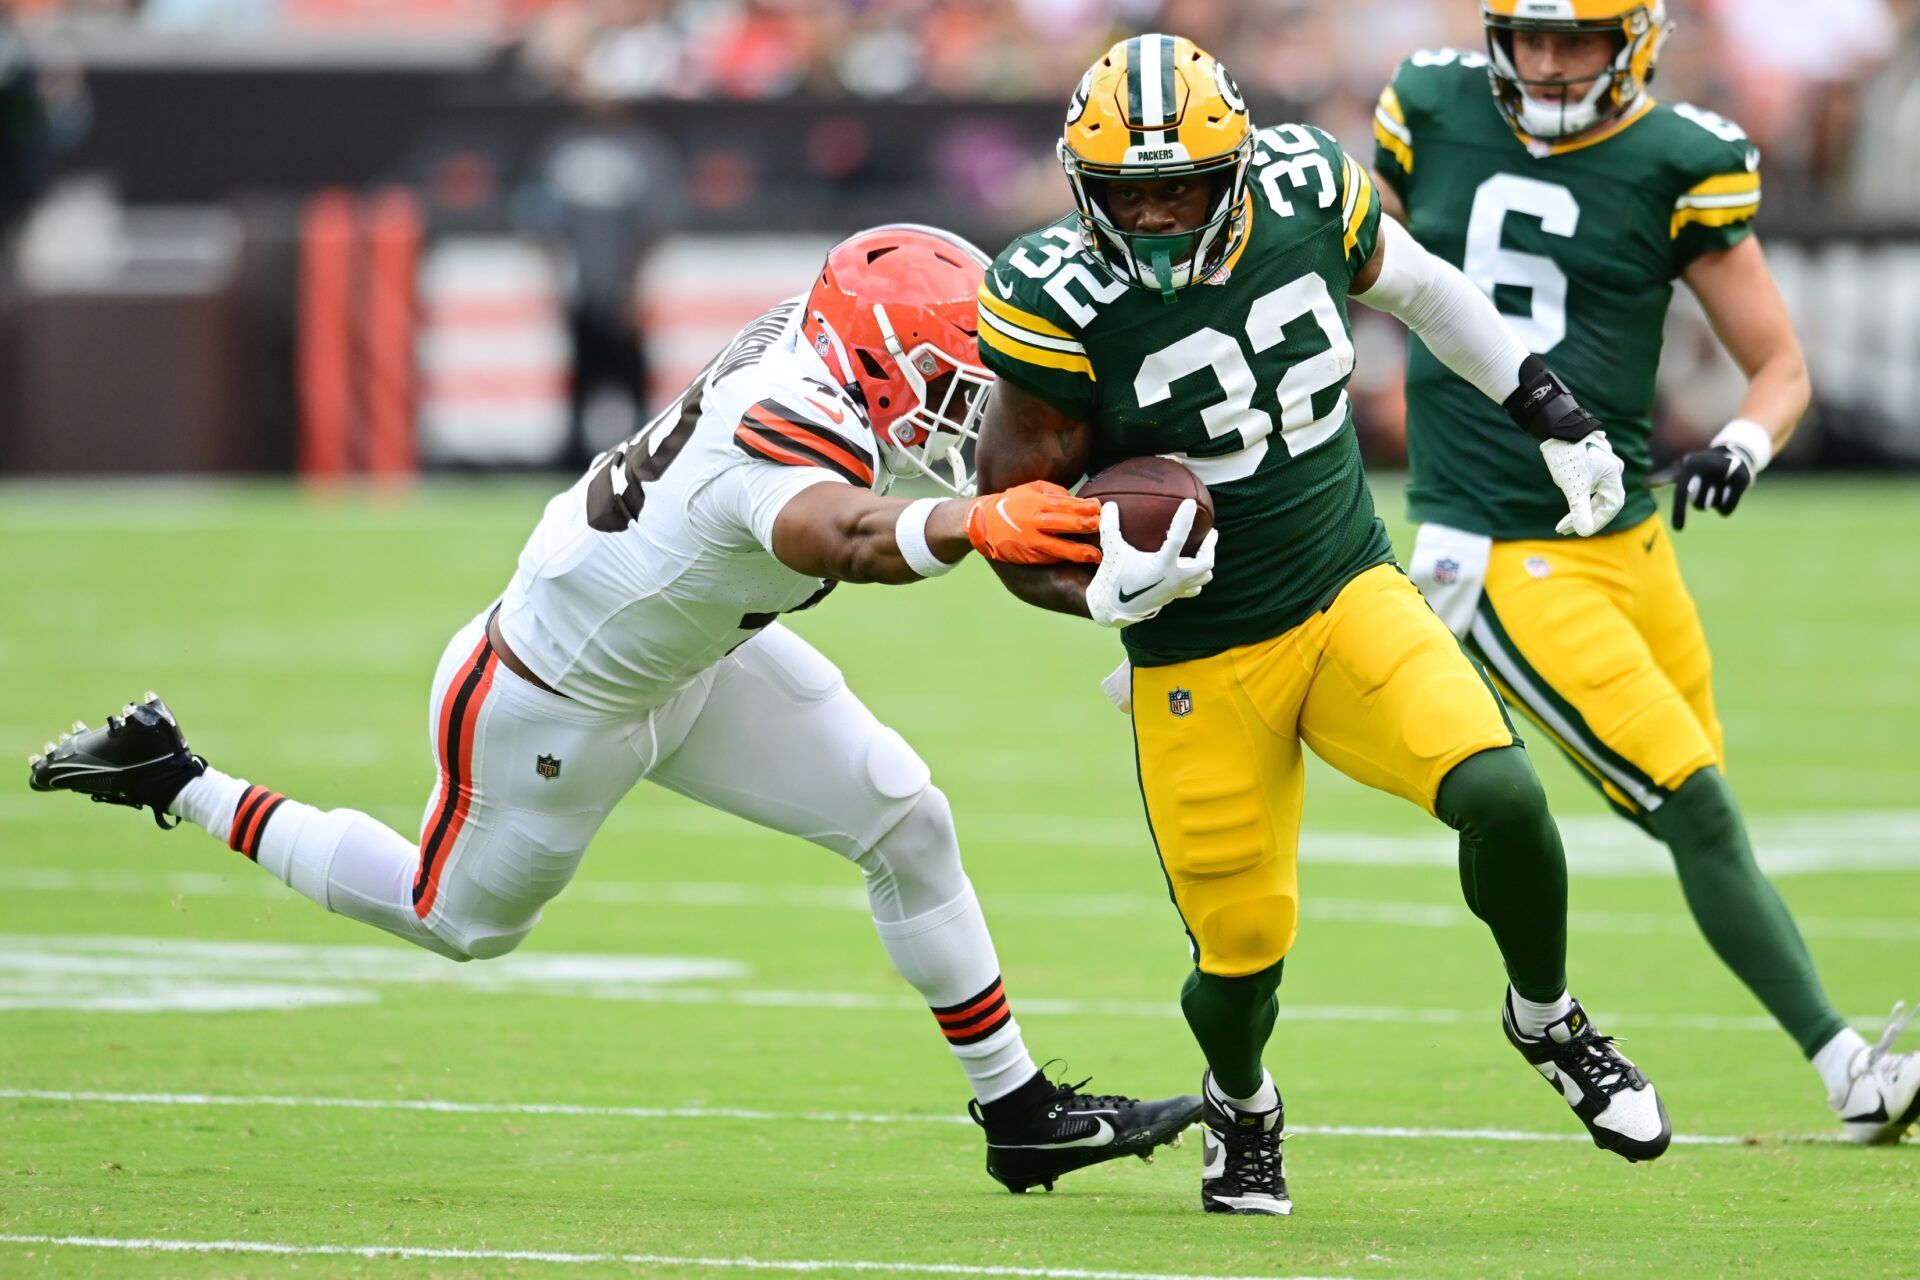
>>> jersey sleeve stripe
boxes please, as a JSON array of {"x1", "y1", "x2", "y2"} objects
[
  {"x1": 736, "y1": 423, "x2": 867, "y2": 487},
  {"x1": 1374, "y1": 86, "x2": 1414, "y2": 170},
  {"x1": 977, "y1": 287, "x2": 1077, "y2": 341},
  {"x1": 1671, "y1": 173, "x2": 1761, "y2": 237},
  {"x1": 1343, "y1": 164, "x2": 1377, "y2": 256},
  {"x1": 1670, "y1": 202, "x2": 1760, "y2": 238},
  {"x1": 978, "y1": 304, "x2": 1085, "y2": 354},
  {"x1": 744, "y1": 405, "x2": 877, "y2": 484},
  {"x1": 1682, "y1": 172, "x2": 1761, "y2": 200},
  {"x1": 978, "y1": 320, "x2": 1097, "y2": 380},
  {"x1": 1376, "y1": 84, "x2": 1408, "y2": 129},
  {"x1": 1374, "y1": 113, "x2": 1415, "y2": 173}
]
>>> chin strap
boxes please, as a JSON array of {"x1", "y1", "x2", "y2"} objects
[{"x1": 1150, "y1": 249, "x2": 1176, "y2": 303}]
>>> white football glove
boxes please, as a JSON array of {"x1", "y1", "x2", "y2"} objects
[
  {"x1": 1085, "y1": 500, "x2": 1217, "y2": 629},
  {"x1": 1540, "y1": 430, "x2": 1626, "y2": 537}
]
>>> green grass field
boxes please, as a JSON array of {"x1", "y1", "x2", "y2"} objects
[{"x1": 2, "y1": 475, "x2": 1917, "y2": 1279}]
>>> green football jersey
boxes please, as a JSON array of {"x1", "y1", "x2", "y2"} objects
[
  {"x1": 1374, "y1": 49, "x2": 1762, "y2": 541},
  {"x1": 980, "y1": 124, "x2": 1391, "y2": 666}
]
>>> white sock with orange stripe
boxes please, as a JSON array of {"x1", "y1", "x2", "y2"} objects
[{"x1": 873, "y1": 886, "x2": 1040, "y2": 1104}]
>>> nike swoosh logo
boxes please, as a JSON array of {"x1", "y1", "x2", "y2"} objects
[
  {"x1": 1200, "y1": 1132, "x2": 1226, "y2": 1178},
  {"x1": 993, "y1": 497, "x2": 1022, "y2": 533},
  {"x1": 1016, "y1": 1117, "x2": 1116, "y2": 1150},
  {"x1": 992, "y1": 271, "x2": 1015, "y2": 299},
  {"x1": 1117, "y1": 585, "x2": 1154, "y2": 604},
  {"x1": 1844, "y1": 1101, "x2": 1890, "y2": 1124},
  {"x1": 803, "y1": 396, "x2": 846, "y2": 425},
  {"x1": 1642, "y1": 534, "x2": 1657, "y2": 552}
]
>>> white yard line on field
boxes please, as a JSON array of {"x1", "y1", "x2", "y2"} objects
[
  {"x1": 0, "y1": 1088, "x2": 1745, "y2": 1146},
  {"x1": 0, "y1": 932, "x2": 1880, "y2": 1030},
  {"x1": 4, "y1": 801, "x2": 1919, "y2": 877},
  {"x1": 0, "y1": 1233, "x2": 1349, "y2": 1280},
  {"x1": 2, "y1": 867, "x2": 1918, "y2": 943}
]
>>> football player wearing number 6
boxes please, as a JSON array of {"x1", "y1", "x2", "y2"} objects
[
  {"x1": 1372, "y1": 2, "x2": 1919, "y2": 1143},
  {"x1": 27, "y1": 225, "x2": 1208, "y2": 1194},
  {"x1": 975, "y1": 34, "x2": 1669, "y2": 1217}
]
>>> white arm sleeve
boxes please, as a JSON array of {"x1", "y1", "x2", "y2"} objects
[{"x1": 1352, "y1": 214, "x2": 1529, "y2": 404}]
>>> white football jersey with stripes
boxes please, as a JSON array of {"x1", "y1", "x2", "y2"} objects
[{"x1": 495, "y1": 298, "x2": 882, "y2": 717}]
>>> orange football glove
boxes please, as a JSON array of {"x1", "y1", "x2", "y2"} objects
[{"x1": 964, "y1": 480, "x2": 1102, "y2": 565}]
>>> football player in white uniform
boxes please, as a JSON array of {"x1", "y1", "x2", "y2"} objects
[{"x1": 29, "y1": 225, "x2": 1204, "y2": 1193}]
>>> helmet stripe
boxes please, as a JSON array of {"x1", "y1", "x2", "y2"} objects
[
  {"x1": 1125, "y1": 35, "x2": 1144, "y2": 129},
  {"x1": 1139, "y1": 33, "x2": 1163, "y2": 136},
  {"x1": 1158, "y1": 34, "x2": 1177, "y2": 128}
]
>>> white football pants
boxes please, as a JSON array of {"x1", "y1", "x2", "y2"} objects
[{"x1": 177, "y1": 609, "x2": 1038, "y2": 1101}]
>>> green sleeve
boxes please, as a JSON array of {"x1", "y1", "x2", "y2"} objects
[
  {"x1": 1340, "y1": 147, "x2": 1385, "y2": 278},
  {"x1": 1372, "y1": 64, "x2": 1418, "y2": 203},
  {"x1": 1667, "y1": 106, "x2": 1763, "y2": 270},
  {"x1": 976, "y1": 237, "x2": 1099, "y2": 419}
]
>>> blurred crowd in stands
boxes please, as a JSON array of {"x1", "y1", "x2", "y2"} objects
[
  {"x1": 5, "y1": 0, "x2": 1918, "y2": 471},
  {"x1": 7, "y1": 0, "x2": 1916, "y2": 179}
]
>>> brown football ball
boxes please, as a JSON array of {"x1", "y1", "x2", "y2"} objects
[{"x1": 1077, "y1": 456, "x2": 1214, "y2": 555}]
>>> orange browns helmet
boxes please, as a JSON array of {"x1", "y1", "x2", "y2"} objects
[
  {"x1": 1059, "y1": 33, "x2": 1253, "y2": 300},
  {"x1": 801, "y1": 224, "x2": 994, "y2": 496},
  {"x1": 1483, "y1": 0, "x2": 1673, "y2": 140}
]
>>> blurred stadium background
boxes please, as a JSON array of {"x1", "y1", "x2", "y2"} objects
[{"x1": 1, "y1": 0, "x2": 1916, "y2": 480}]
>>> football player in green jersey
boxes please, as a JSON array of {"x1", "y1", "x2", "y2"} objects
[
  {"x1": 973, "y1": 33, "x2": 1673, "y2": 1216},
  {"x1": 1373, "y1": 0, "x2": 1919, "y2": 1144}
]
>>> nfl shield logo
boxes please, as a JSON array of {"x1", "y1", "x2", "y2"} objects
[
  {"x1": 535, "y1": 754, "x2": 562, "y2": 780},
  {"x1": 1434, "y1": 557, "x2": 1460, "y2": 585},
  {"x1": 1168, "y1": 687, "x2": 1193, "y2": 718}
]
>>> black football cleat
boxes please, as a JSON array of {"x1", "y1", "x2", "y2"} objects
[
  {"x1": 1199, "y1": 1072, "x2": 1291, "y2": 1215},
  {"x1": 1503, "y1": 992, "x2": 1671, "y2": 1163},
  {"x1": 969, "y1": 1076, "x2": 1201, "y2": 1193},
  {"x1": 27, "y1": 693, "x2": 205, "y2": 829}
]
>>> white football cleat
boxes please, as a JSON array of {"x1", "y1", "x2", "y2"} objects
[
  {"x1": 1832, "y1": 1002, "x2": 1920, "y2": 1144},
  {"x1": 1502, "y1": 992, "x2": 1671, "y2": 1162}
]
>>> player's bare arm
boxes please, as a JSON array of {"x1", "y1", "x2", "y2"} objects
[
  {"x1": 1683, "y1": 238, "x2": 1810, "y2": 446},
  {"x1": 1668, "y1": 237, "x2": 1811, "y2": 527},
  {"x1": 973, "y1": 379, "x2": 1099, "y2": 618},
  {"x1": 768, "y1": 479, "x2": 1099, "y2": 586}
]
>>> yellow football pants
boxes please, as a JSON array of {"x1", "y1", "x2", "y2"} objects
[
  {"x1": 1130, "y1": 563, "x2": 1516, "y2": 977},
  {"x1": 1465, "y1": 514, "x2": 1721, "y2": 821}
]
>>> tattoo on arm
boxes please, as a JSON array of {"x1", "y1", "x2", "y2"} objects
[{"x1": 974, "y1": 381, "x2": 1098, "y2": 618}]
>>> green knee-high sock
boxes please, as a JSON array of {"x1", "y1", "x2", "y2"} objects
[
  {"x1": 1180, "y1": 961, "x2": 1284, "y2": 1099},
  {"x1": 1435, "y1": 746, "x2": 1569, "y2": 1003},
  {"x1": 1648, "y1": 768, "x2": 1847, "y2": 1056}
]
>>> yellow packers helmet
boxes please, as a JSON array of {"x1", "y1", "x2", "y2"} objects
[
  {"x1": 1483, "y1": 0, "x2": 1673, "y2": 140},
  {"x1": 1058, "y1": 33, "x2": 1253, "y2": 300}
]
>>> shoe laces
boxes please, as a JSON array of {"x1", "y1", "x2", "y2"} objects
[
  {"x1": 1563, "y1": 1029, "x2": 1639, "y2": 1096},
  {"x1": 1047, "y1": 1076, "x2": 1133, "y2": 1113},
  {"x1": 1213, "y1": 1111, "x2": 1284, "y2": 1188},
  {"x1": 1864, "y1": 1001, "x2": 1917, "y2": 1081}
]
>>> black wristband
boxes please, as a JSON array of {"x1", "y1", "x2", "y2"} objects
[{"x1": 1503, "y1": 355, "x2": 1600, "y2": 443}]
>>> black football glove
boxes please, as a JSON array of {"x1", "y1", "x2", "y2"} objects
[{"x1": 1670, "y1": 445, "x2": 1755, "y2": 530}]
